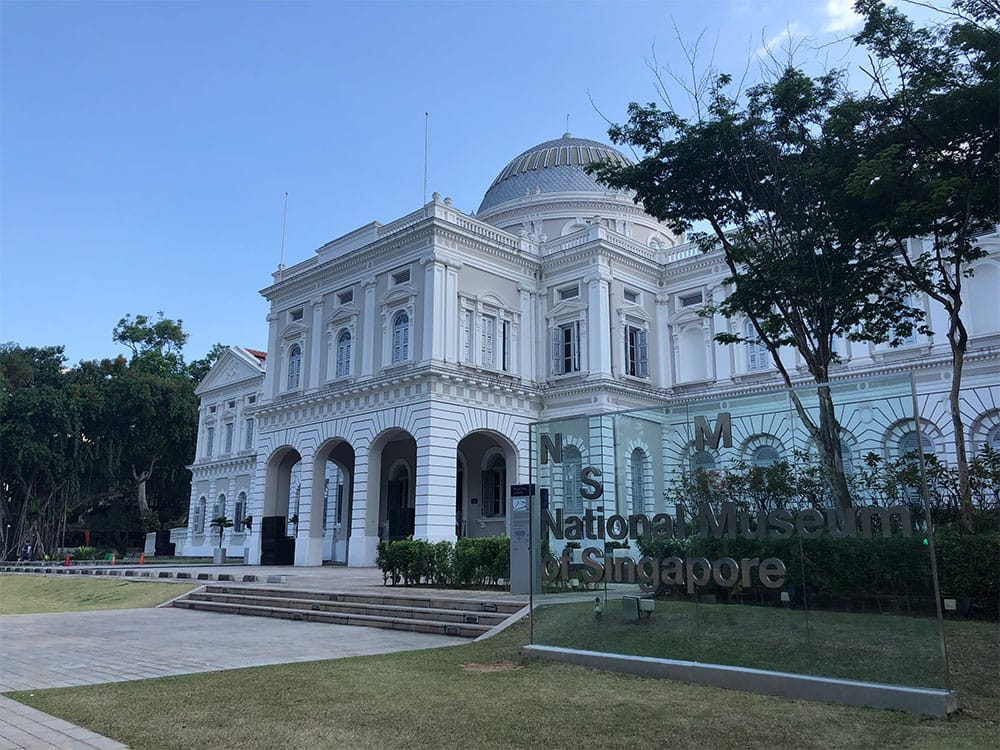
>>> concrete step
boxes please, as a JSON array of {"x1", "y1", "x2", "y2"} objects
[
  {"x1": 172, "y1": 598, "x2": 491, "y2": 638},
  {"x1": 186, "y1": 590, "x2": 508, "y2": 626},
  {"x1": 202, "y1": 585, "x2": 524, "y2": 615}
]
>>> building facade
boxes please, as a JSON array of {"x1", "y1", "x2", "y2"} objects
[{"x1": 172, "y1": 133, "x2": 1000, "y2": 566}]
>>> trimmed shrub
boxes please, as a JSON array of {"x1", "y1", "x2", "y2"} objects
[{"x1": 376, "y1": 536, "x2": 509, "y2": 588}]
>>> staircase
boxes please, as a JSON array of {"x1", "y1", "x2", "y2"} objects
[{"x1": 171, "y1": 585, "x2": 525, "y2": 638}]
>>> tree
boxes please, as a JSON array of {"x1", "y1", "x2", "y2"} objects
[
  {"x1": 0, "y1": 345, "x2": 90, "y2": 558},
  {"x1": 844, "y1": 0, "x2": 999, "y2": 531},
  {"x1": 108, "y1": 314, "x2": 200, "y2": 528},
  {"x1": 210, "y1": 515, "x2": 233, "y2": 548},
  {"x1": 113, "y1": 312, "x2": 188, "y2": 378},
  {"x1": 590, "y1": 67, "x2": 919, "y2": 509},
  {"x1": 187, "y1": 342, "x2": 229, "y2": 384}
]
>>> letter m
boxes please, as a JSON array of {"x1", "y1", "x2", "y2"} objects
[{"x1": 694, "y1": 412, "x2": 732, "y2": 451}]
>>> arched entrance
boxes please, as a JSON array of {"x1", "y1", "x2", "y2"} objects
[
  {"x1": 372, "y1": 430, "x2": 417, "y2": 541},
  {"x1": 262, "y1": 446, "x2": 302, "y2": 565},
  {"x1": 457, "y1": 431, "x2": 517, "y2": 539},
  {"x1": 313, "y1": 440, "x2": 355, "y2": 564}
]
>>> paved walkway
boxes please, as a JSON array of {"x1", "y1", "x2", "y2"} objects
[{"x1": 0, "y1": 565, "x2": 502, "y2": 748}]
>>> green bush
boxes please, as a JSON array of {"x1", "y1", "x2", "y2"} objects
[
  {"x1": 634, "y1": 524, "x2": 998, "y2": 618},
  {"x1": 376, "y1": 536, "x2": 509, "y2": 588},
  {"x1": 71, "y1": 546, "x2": 100, "y2": 560}
]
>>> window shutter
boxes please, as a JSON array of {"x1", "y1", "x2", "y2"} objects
[
  {"x1": 463, "y1": 311, "x2": 473, "y2": 363},
  {"x1": 501, "y1": 320, "x2": 510, "y2": 371},
  {"x1": 637, "y1": 329, "x2": 649, "y2": 378},
  {"x1": 570, "y1": 321, "x2": 580, "y2": 372},
  {"x1": 481, "y1": 316, "x2": 496, "y2": 367},
  {"x1": 551, "y1": 328, "x2": 561, "y2": 375}
]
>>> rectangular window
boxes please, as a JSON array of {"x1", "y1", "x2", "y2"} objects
[
  {"x1": 224, "y1": 423, "x2": 234, "y2": 453},
  {"x1": 247, "y1": 395, "x2": 256, "y2": 405},
  {"x1": 337, "y1": 288, "x2": 354, "y2": 305},
  {"x1": 745, "y1": 321, "x2": 769, "y2": 371},
  {"x1": 391, "y1": 268, "x2": 410, "y2": 285},
  {"x1": 227, "y1": 400, "x2": 236, "y2": 409},
  {"x1": 558, "y1": 285, "x2": 580, "y2": 301},
  {"x1": 205, "y1": 427, "x2": 215, "y2": 457},
  {"x1": 290, "y1": 308, "x2": 304, "y2": 322},
  {"x1": 208, "y1": 405, "x2": 217, "y2": 414},
  {"x1": 624, "y1": 289, "x2": 639, "y2": 304},
  {"x1": 245, "y1": 418, "x2": 254, "y2": 450},
  {"x1": 551, "y1": 321, "x2": 580, "y2": 375},
  {"x1": 680, "y1": 292, "x2": 703, "y2": 308},
  {"x1": 626, "y1": 325, "x2": 649, "y2": 378}
]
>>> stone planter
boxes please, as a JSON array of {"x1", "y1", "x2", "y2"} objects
[{"x1": 213, "y1": 548, "x2": 227, "y2": 565}]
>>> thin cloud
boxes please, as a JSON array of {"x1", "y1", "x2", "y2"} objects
[{"x1": 823, "y1": 0, "x2": 863, "y2": 32}]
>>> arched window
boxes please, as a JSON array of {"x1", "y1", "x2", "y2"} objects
[
  {"x1": 898, "y1": 430, "x2": 934, "y2": 460},
  {"x1": 336, "y1": 329, "x2": 352, "y2": 377},
  {"x1": 482, "y1": 454, "x2": 506, "y2": 517},
  {"x1": 287, "y1": 344, "x2": 302, "y2": 389},
  {"x1": 195, "y1": 496, "x2": 207, "y2": 534},
  {"x1": 691, "y1": 450, "x2": 717, "y2": 473},
  {"x1": 234, "y1": 492, "x2": 247, "y2": 531},
  {"x1": 752, "y1": 445, "x2": 780, "y2": 468},
  {"x1": 392, "y1": 311, "x2": 409, "y2": 363},
  {"x1": 629, "y1": 448, "x2": 647, "y2": 514},
  {"x1": 986, "y1": 425, "x2": 1000, "y2": 453},
  {"x1": 840, "y1": 440, "x2": 855, "y2": 477},
  {"x1": 562, "y1": 446, "x2": 582, "y2": 513},
  {"x1": 214, "y1": 493, "x2": 226, "y2": 521}
]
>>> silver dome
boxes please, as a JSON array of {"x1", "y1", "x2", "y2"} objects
[{"x1": 477, "y1": 133, "x2": 632, "y2": 215}]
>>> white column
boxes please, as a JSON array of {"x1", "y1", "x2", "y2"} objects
[
  {"x1": 655, "y1": 292, "x2": 672, "y2": 389},
  {"x1": 293, "y1": 447, "x2": 323, "y2": 566},
  {"x1": 261, "y1": 312, "x2": 280, "y2": 400},
  {"x1": 244, "y1": 445, "x2": 267, "y2": 565},
  {"x1": 421, "y1": 256, "x2": 448, "y2": 363},
  {"x1": 444, "y1": 262, "x2": 461, "y2": 363},
  {"x1": 518, "y1": 285, "x2": 535, "y2": 382},
  {"x1": 360, "y1": 277, "x2": 377, "y2": 378},
  {"x1": 710, "y1": 287, "x2": 733, "y2": 383},
  {"x1": 308, "y1": 298, "x2": 324, "y2": 390},
  {"x1": 348, "y1": 445, "x2": 378, "y2": 566},
  {"x1": 414, "y1": 416, "x2": 458, "y2": 543},
  {"x1": 586, "y1": 273, "x2": 613, "y2": 377}
]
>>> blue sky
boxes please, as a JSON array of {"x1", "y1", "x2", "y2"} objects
[{"x1": 1, "y1": 0, "x2": 934, "y2": 365}]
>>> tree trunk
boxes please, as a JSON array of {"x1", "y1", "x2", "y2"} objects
[
  {"x1": 948, "y1": 321, "x2": 974, "y2": 532},
  {"x1": 817, "y1": 384, "x2": 852, "y2": 510}
]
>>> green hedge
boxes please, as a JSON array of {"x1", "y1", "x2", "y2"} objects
[
  {"x1": 376, "y1": 536, "x2": 510, "y2": 588},
  {"x1": 635, "y1": 523, "x2": 999, "y2": 618}
]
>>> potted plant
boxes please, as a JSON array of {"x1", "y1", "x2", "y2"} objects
[{"x1": 210, "y1": 515, "x2": 233, "y2": 564}]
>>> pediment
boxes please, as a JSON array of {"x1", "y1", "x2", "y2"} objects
[
  {"x1": 546, "y1": 299, "x2": 587, "y2": 321},
  {"x1": 381, "y1": 283, "x2": 417, "y2": 307},
  {"x1": 195, "y1": 347, "x2": 265, "y2": 395},
  {"x1": 280, "y1": 321, "x2": 308, "y2": 340},
  {"x1": 618, "y1": 304, "x2": 652, "y2": 322},
  {"x1": 328, "y1": 303, "x2": 360, "y2": 325}
]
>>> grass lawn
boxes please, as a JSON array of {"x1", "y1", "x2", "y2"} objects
[
  {"x1": 0, "y1": 574, "x2": 194, "y2": 614},
  {"x1": 533, "y1": 596, "x2": 948, "y2": 687},
  {"x1": 7, "y1": 614, "x2": 998, "y2": 749}
]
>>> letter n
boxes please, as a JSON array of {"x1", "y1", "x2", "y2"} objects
[
  {"x1": 540, "y1": 432, "x2": 562, "y2": 465},
  {"x1": 694, "y1": 412, "x2": 732, "y2": 451}
]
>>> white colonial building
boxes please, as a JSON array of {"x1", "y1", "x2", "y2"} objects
[{"x1": 172, "y1": 133, "x2": 1000, "y2": 567}]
